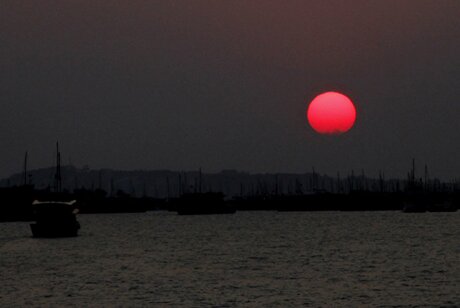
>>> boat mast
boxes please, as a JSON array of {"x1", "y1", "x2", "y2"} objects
[
  {"x1": 55, "y1": 142, "x2": 62, "y2": 193},
  {"x1": 199, "y1": 168, "x2": 202, "y2": 193},
  {"x1": 23, "y1": 151, "x2": 28, "y2": 186}
]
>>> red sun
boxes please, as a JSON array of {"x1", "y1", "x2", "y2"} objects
[{"x1": 307, "y1": 91, "x2": 356, "y2": 135}]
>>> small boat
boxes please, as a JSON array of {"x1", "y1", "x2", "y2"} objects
[
  {"x1": 402, "y1": 202, "x2": 427, "y2": 213},
  {"x1": 402, "y1": 193, "x2": 428, "y2": 213},
  {"x1": 171, "y1": 192, "x2": 236, "y2": 215},
  {"x1": 30, "y1": 200, "x2": 80, "y2": 237},
  {"x1": 428, "y1": 199, "x2": 458, "y2": 212}
]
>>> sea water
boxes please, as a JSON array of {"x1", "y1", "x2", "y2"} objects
[{"x1": 0, "y1": 211, "x2": 458, "y2": 307}]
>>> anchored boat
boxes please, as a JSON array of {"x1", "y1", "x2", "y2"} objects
[{"x1": 30, "y1": 200, "x2": 80, "y2": 237}]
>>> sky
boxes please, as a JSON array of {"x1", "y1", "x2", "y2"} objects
[{"x1": 1, "y1": 0, "x2": 460, "y2": 180}]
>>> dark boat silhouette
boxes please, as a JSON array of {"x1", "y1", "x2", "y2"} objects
[
  {"x1": 171, "y1": 192, "x2": 236, "y2": 215},
  {"x1": 427, "y1": 197, "x2": 458, "y2": 212},
  {"x1": 402, "y1": 201, "x2": 427, "y2": 213},
  {"x1": 403, "y1": 194, "x2": 458, "y2": 213},
  {"x1": 30, "y1": 200, "x2": 80, "y2": 237},
  {"x1": 29, "y1": 142, "x2": 80, "y2": 237}
]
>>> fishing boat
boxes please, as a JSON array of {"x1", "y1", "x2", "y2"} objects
[{"x1": 30, "y1": 200, "x2": 80, "y2": 237}]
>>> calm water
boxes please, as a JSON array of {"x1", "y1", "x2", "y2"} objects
[{"x1": 0, "y1": 211, "x2": 458, "y2": 307}]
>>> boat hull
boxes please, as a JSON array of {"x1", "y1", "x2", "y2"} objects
[{"x1": 30, "y1": 221, "x2": 80, "y2": 238}]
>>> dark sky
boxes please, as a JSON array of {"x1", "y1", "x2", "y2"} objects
[{"x1": 1, "y1": 0, "x2": 460, "y2": 180}]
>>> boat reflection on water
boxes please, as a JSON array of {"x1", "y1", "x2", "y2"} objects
[{"x1": 30, "y1": 200, "x2": 80, "y2": 237}]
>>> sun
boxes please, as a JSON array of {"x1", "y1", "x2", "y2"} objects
[{"x1": 307, "y1": 91, "x2": 356, "y2": 135}]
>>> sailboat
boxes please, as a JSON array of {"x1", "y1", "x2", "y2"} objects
[{"x1": 30, "y1": 142, "x2": 81, "y2": 237}]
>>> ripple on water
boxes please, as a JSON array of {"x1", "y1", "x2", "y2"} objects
[{"x1": 0, "y1": 211, "x2": 459, "y2": 306}]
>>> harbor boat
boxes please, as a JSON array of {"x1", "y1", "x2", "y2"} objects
[
  {"x1": 30, "y1": 200, "x2": 80, "y2": 237},
  {"x1": 172, "y1": 192, "x2": 236, "y2": 215},
  {"x1": 402, "y1": 192, "x2": 429, "y2": 213},
  {"x1": 427, "y1": 198, "x2": 458, "y2": 212},
  {"x1": 402, "y1": 201, "x2": 427, "y2": 213}
]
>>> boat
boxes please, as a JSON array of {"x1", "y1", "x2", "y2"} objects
[
  {"x1": 402, "y1": 193, "x2": 429, "y2": 213},
  {"x1": 30, "y1": 200, "x2": 80, "y2": 237},
  {"x1": 427, "y1": 198, "x2": 458, "y2": 212},
  {"x1": 402, "y1": 201, "x2": 427, "y2": 213},
  {"x1": 172, "y1": 192, "x2": 236, "y2": 215},
  {"x1": 29, "y1": 142, "x2": 80, "y2": 237}
]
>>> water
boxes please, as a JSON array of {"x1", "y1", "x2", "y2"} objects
[{"x1": 0, "y1": 211, "x2": 458, "y2": 307}]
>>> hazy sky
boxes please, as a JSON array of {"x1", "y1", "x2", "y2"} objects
[{"x1": 1, "y1": 1, "x2": 460, "y2": 180}]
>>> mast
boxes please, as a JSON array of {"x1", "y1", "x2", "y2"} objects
[
  {"x1": 110, "y1": 177, "x2": 115, "y2": 197},
  {"x1": 312, "y1": 167, "x2": 316, "y2": 191},
  {"x1": 199, "y1": 168, "x2": 202, "y2": 193},
  {"x1": 23, "y1": 151, "x2": 28, "y2": 186},
  {"x1": 166, "y1": 176, "x2": 170, "y2": 199},
  {"x1": 424, "y1": 164, "x2": 429, "y2": 192},
  {"x1": 55, "y1": 142, "x2": 62, "y2": 193},
  {"x1": 337, "y1": 172, "x2": 341, "y2": 193},
  {"x1": 379, "y1": 170, "x2": 385, "y2": 193}
]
